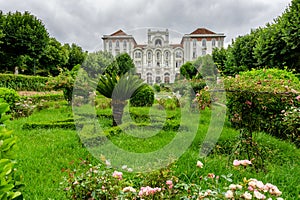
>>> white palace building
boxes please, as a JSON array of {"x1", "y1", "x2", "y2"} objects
[{"x1": 102, "y1": 28, "x2": 225, "y2": 84}]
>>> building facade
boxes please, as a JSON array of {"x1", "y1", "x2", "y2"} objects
[{"x1": 102, "y1": 28, "x2": 225, "y2": 84}]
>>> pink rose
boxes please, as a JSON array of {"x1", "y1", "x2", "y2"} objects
[{"x1": 233, "y1": 160, "x2": 240, "y2": 166}]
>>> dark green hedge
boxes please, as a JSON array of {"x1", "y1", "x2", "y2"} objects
[
  {"x1": 130, "y1": 85, "x2": 154, "y2": 107},
  {"x1": 0, "y1": 74, "x2": 50, "y2": 91},
  {"x1": 22, "y1": 118, "x2": 76, "y2": 130}
]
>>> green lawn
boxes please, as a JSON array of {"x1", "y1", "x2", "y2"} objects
[{"x1": 7, "y1": 104, "x2": 300, "y2": 199}]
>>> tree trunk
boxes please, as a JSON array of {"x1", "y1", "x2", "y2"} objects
[{"x1": 111, "y1": 100, "x2": 126, "y2": 126}]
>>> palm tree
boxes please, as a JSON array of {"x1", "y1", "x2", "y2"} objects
[{"x1": 96, "y1": 73, "x2": 146, "y2": 126}]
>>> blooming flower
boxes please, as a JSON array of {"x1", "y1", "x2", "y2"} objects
[
  {"x1": 207, "y1": 173, "x2": 215, "y2": 178},
  {"x1": 233, "y1": 159, "x2": 252, "y2": 167},
  {"x1": 112, "y1": 171, "x2": 123, "y2": 180},
  {"x1": 296, "y1": 95, "x2": 300, "y2": 101},
  {"x1": 138, "y1": 186, "x2": 161, "y2": 197},
  {"x1": 254, "y1": 190, "x2": 266, "y2": 199},
  {"x1": 123, "y1": 186, "x2": 136, "y2": 193},
  {"x1": 229, "y1": 184, "x2": 237, "y2": 190},
  {"x1": 225, "y1": 190, "x2": 234, "y2": 198},
  {"x1": 240, "y1": 159, "x2": 252, "y2": 166},
  {"x1": 233, "y1": 160, "x2": 240, "y2": 166},
  {"x1": 166, "y1": 180, "x2": 173, "y2": 189},
  {"x1": 197, "y1": 161, "x2": 204, "y2": 168},
  {"x1": 241, "y1": 191, "x2": 252, "y2": 200}
]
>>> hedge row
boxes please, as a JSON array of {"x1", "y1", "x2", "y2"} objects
[
  {"x1": 22, "y1": 118, "x2": 77, "y2": 130},
  {"x1": 0, "y1": 74, "x2": 51, "y2": 91}
]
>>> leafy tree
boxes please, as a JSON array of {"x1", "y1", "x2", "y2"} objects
[
  {"x1": 0, "y1": 11, "x2": 49, "y2": 74},
  {"x1": 97, "y1": 73, "x2": 146, "y2": 126},
  {"x1": 38, "y1": 38, "x2": 69, "y2": 76},
  {"x1": 253, "y1": 23, "x2": 287, "y2": 70},
  {"x1": 212, "y1": 47, "x2": 227, "y2": 73},
  {"x1": 63, "y1": 43, "x2": 87, "y2": 71},
  {"x1": 82, "y1": 51, "x2": 114, "y2": 78},
  {"x1": 180, "y1": 61, "x2": 197, "y2": 79},
  {"x1": 279, "y1": 0, "x2": 300, "y2": 72},
  {"x1": 105, "y1": 53, "x2": 135, "y2": 76},
  {"x1": 223, "y1": 29, "x2": 260, "y2": 76}
]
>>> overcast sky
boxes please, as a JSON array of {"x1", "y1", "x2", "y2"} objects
[{"x1": 0, "y1": 0, "x2": 291, "y2": 52}]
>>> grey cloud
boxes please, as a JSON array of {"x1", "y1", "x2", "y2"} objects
[{"x1": 0, "y1": 0, "x2": 291, "y2": 51}]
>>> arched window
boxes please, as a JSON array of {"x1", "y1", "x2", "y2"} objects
[
  {"x1": 123, "y1": 41, "x2": 127, "y2": 49},
  {"x1": 147, "y1": 73, "x2": 152, "y2": 84},
  {"x1": 135, "y1": 51, "x2": 141, "y2": 58},
  {"x1": 164, "y1": 73, "x2": 170, "y2": 84},
  {"x1": 148, "y1": 51, "x2": 152, "y2": 60},
  {"x1": 212, "y1": 39, "x2": 216, "y2": 48},
  {"x1": 165, "y1": 51, "x2": 169, "y2": 60},
  {"x1": 176, "y1": 51, "x2": 182, "y2": 58},
  {"x1": 202, "y1": 39, "x2": 206, "y2": 47},
  {"x1": 116, "y1": 40, "x2": 119, "y2": 48},
  {"x1": 155, "y1": 39, "x2": 162, "y2": 46},
  {"x1": 109, "y1": 41, "x2": 112, "y2": 49},
  {"x1": 193, "y1": 39, "x2": 197, "y2": 47},
  {"x1": 156, "y1": 51, "x2": 161, "y2": 60}
]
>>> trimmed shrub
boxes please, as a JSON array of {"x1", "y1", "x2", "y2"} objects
[
  {"x1": 22, "y1": 119, "x2": 78, "y2": 130},
  {"x1": 0, "y1": 87, "x2": 20, "y2": 110},
  {"x1": 0, "y1": 73, "x2": 50, "y2": 91},
  {"x1": 224, "y1": 68, "x2": 300, "y2": 145},
  {"x1": 130, "y1": 85, "x2": 154, "y2": 107}
]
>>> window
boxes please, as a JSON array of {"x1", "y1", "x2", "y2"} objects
[
  {"x1": 165, "y1": 61, "x2": 169, "y2": 67},
  {"x1": 175, "y1": 51, "x2": 182, "y2": 58},
  {"x1": 135, "y1": 61, "x2": 142, "y2": 68},
  {"x1": 155, "y1": 76, "x2": 161, "y2": 83},
  {"x1": 109, "y1": 41, "x2": 112, "y2": 49},
  {"x1": 193, "y1": 39, "x2": 197, "y2": 47},
  {"x1": 212, "y1": 39, "x2": 216, "y2": 48},
  {"x1": 123, "y1": 41, "x2": 127, "y2": 50},
  {"x1": 193, "y1": 51, "x2": 197, "y2": 59},
  {"x1": 147, "y1": 73, "x2": 152, "y2": 84},
  {"x1": 202, "y1": 39, "x2": 206, "y2": 47},
  {"x1": 165, "y1": 51, "x2": 169, "y2": 60},
  {"x1": 156, "y1": 51, "x2": 161, "y2": 60},
  {"x1": 164, "y1": 73, "x2": 170, "y2": 84},
  {"x1": 155, "y1": 39, "x2": 162, "y2": 46},
  {"x1": 147, "y1": 52, "x2": 152, "y2": 60},
  {"x1": 202, "y1": 50, "x2": 206, "y2": 56},
  {"x1": 218, "y1": 40, "x2": 224, "y2": 47},
  {"x1": 135, "y1": 51, "x2": 141, "y2": 58},
  {"x1": 116, "y1": 40, "x2": 120, "y2": 49}
]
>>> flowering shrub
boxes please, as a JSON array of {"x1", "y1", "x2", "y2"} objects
[
  {"x1": 224, "y1": 69, "x2": 300, "y2": 168},
  {"x1": 61, "y1": 159, "x2": 284, "y2": 199},
  {"x1": 280, "y1": 105, "x2": 300, "y2": 147},
  {"x1": 194, "y1": 86, "x2": 211, "y2": 110},
  {"x1": 224, "y1": 68, "x2": 300, "y2": 141}
]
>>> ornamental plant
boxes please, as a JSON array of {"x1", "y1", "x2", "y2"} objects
[
  {"x1": 224, "y1": 68, "x2": 300, "y2": 169},
  {"x1": 61, "y1": 159, "x2": 284, "y2": 199},
  {"x1": 0, "y1": 103, "x2": 23, "y2": 199}
]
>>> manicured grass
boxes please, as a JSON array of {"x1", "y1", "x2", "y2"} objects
[{"x1": 6, "y1": 104, "x2": 300, "y2": 199}]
